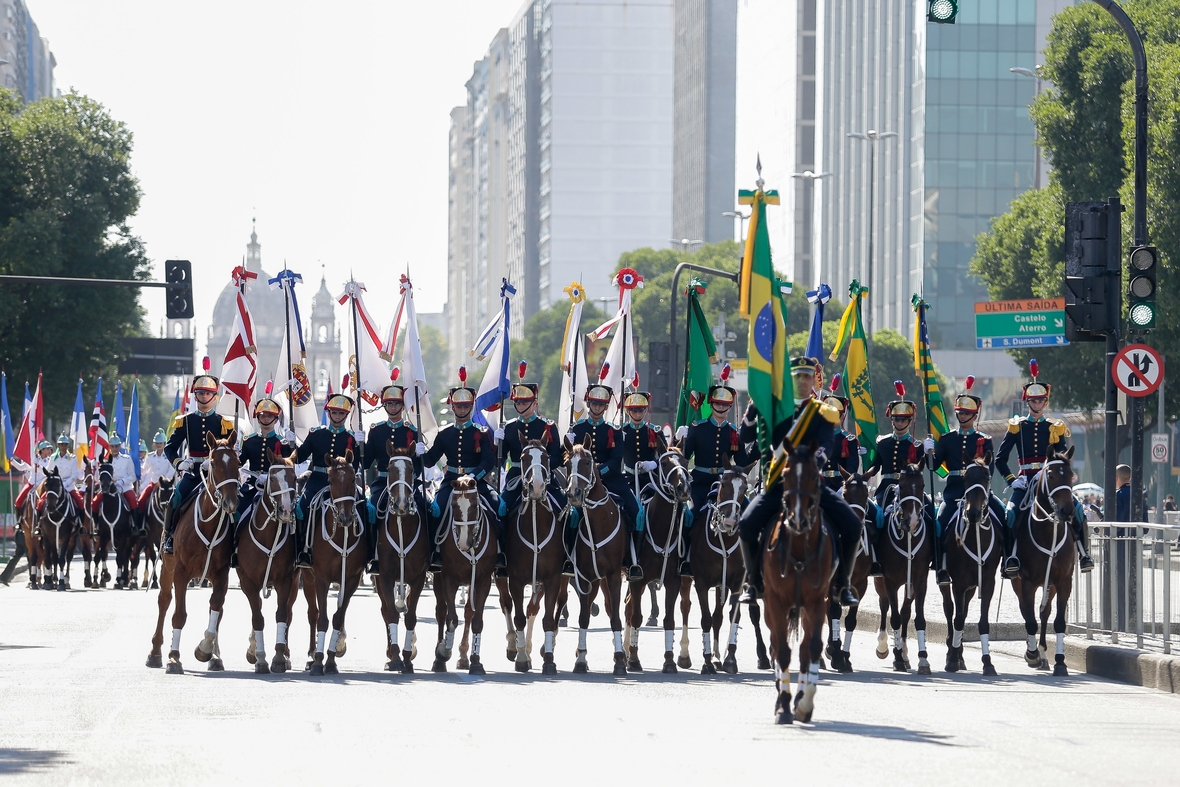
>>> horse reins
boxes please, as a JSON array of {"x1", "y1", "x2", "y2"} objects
[
  {"x1": 250, "y1": 467, "x2": 294, "y2": 599},
  {"x1": 646, "y1": 452, "x2": 689, "y2": 589},
  {"x1": 192, "y1": 452, "x2": 239, "y2": 586},
  {"x1": 383, "y1": 457, "x2": 422, "y2": 612}
]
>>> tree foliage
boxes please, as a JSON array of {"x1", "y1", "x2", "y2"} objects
[{"x1": 0, "y1": 90, "x2": 149, "y2": 426}]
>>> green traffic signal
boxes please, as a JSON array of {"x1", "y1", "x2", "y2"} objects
[
  {"x1": 1127, "y1": 246, "x2": 1158, "y2": 331},
  {"x1": 928, "y1": 0, "x2": 958, "y2": 23}
]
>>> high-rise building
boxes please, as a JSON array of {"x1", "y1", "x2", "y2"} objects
[
  {"x1": 448, "y1": 0, "x2": 674, "y2": 365},
  {"x1": 672, "y1": 0, "x2": 737, "y2": 246},
  {"x1": 0, "y1": 1, "x2": 55, "y2": 103}
]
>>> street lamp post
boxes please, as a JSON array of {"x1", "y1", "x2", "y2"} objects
[
  {"x1": 1010, "y1": 65, "x2": 1044, "y2": 190},
  {"x1": 670, "y1": 238, "x2": 704, "y2": 252},
  {"x1": 846, "y1": 131, "x2": 897, "y2": 338},
  {"x1": 721, "y1": 211, "x2": 749, "y2": 245},
  {"x1": 790, "y1": 170, "x2": 833, "y2": 288}
]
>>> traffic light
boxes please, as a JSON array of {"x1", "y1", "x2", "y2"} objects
[
  {"x1": 649, "y1": 341, "x2": 671, "y2": 410},
  {"x1": 1063, "y1": 201, "x2": 1118, "y2": 341},
  {"x1": 165, "y1": 259, "x2": 194, "y2": 319},
  {"x1": 928, "y1": 0, "x2": 958, "y2": 23},
  {"x1": 1127, "y1": 246, "x2": 1158, "y2": 330}
]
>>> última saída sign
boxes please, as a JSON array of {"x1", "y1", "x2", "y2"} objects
[{"x1": 974, "y1": 298, "x2": 1069, "y2": 349}]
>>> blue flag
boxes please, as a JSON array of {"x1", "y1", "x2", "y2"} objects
[
  {"x1": 1, "y1": 372, "x2": 14, "y2": 468},
  {"x1": 472, "y1": 279, "x2": 515, "y2": 429},
  {"x1": 113, "y1": 381, "x2": 126, "y2": 441},
  {"x1": 806, "y1": 283, "x2": 832, "y2": 363},
  {"x1": 128, "y1": 382, "x2": 141, "y2": 480},
  {"x1": 23, "y1": 381, "x2": 31, "y2": 417}
]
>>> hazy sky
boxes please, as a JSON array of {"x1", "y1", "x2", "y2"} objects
[{"x1": 35, "y1": 0, "x2": 523, "y2": 353}]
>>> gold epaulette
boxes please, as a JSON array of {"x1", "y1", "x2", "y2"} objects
[
  {"x1": 1048, "y1": 418, "x2": 1071, "y2": 442},
  {"x1": 171, "y1": 414, "x2": 186, "y2": 430},
  {"x1": 817, "y1": 401, "x2": 841, "y2": 425},
  {"x1": 221, "y1": 416, "x2": 237, "y2": 433},
  {"x1": 1008, "y1": 416, "x2": 1022, "y2": 434}
]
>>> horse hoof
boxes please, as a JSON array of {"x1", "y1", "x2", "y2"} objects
[
  {"x1": 627, "y1": 659, "x2": 643, "y2": 673},
  {"x1": 839, "y1": 652, "x2": 854, "y2": 674},
  {"x1": 385, "y1": 659, "x2": 405, "y2": 673},
  {"x1": 1024, "y1": 650, "x2": 1040, "y2": 667},
  {"x1": 701, "y1": 661, "x2": 717, "y2": 676},
  {"x1": 150, "y1": 579, "x2": 159, "y2": 589},
  {"x1": 193, "y1": 646, "x2": 212, "y2": 664},
  {"x1": 1053, "y1": 663, "x2": 1069, "y2": 677},
  {"x1": 876, "y1": 648, "x2": 889, "y2": 660},
  {"x1": 324, "y1": 662, "x2": 338, "y2": 675},
  {"x1": 662, "y1": 660, "x2": 677, "y2": 674},
  {"x1": 892, "y1": 658, "x2": 907, "y2": 673},
  {"x1": 677, "y1": 656, "x2": 692, "y2": 669},
  {"x1": 817, "y1": 656, "x2": 826, "y2": 671},
  {"x1": 83, "y1": 577, "x2": 92, "y2": 588},
  {"x1": 431, "y1": 660, "x2": 447, "y2": 673},
  {"x1": 403, "y1": 660, "x2": 415, "y2": 674},
  {"x1": 982, "y1": 663, "x2": 998, "y2": 677},
  {"x1": 309, "y1": 663, "x2": 325, "y2": 676},
  {"x1": 613, "y1": 662, "x2": 627, "y2": 676},
  {"x1": 270, "y1": 655, "x2": 288, "y2": 674},
  {"x1": 775, "y1": 707, "x2": 793, "y2": 725},
  {"x1": 246, "y1": 649, "x2": 257, "y2": 665},
  {"x1": 917, "y1": 662, "x2": 931, "y2": 676},
  {"x1": 334, "y1": 641, "x2": 347, "y2": 659},
  {"x1": 515, "y1": 660, "x2": 530, "y2": 673},
  {"x1": 458, "y1": 657, "x2": 470, "y2": 670},
  {"x1": 957, "y1": 658, "x2": 967, "y2": 671},
  {"x1": 558, "y1": 618, "x2": 568, "y2": 628},
  {"x1": 722, "y1": 657, "x2": 739, "y2": 675},
  {"x1": 645, "y1": 616, "x2": 658, "y2": 628},
  {"x1": 470, "y1": 662, "x2": 487, "y2": 676},
  {"x1": 797, "y1": 708, "x2": 814, "y2": 724},
  {"x1": 572, "y1": 662, "x2": 588, "y2": 674},
  {"x1": 1037, "y1": 658, "x2": 1050, "y2": 671},
  {"x1": 757, "y1": 656, "x2": 772, "y2": 670},
  {"x1": 506, "y1": 649, "x2": 517, "y2": 662},
  {"x1": 945, "y1": 660, "x2": 959, "y2": 673},
  {"x1": 146, "y1": 653, "x2": 163, "y2": 669},
  {"x1": 208, "y1": 658, "x2": 224, "y2": 672},
  {"x1": 128, "y1": 580, "x2": 138, "y2": 590},
  {"x1": 255, "y1": 661, "x2": 270, "y2": 675},
  {"x1": 305, "y1": 660, "x2": 314, "y2": 672},
  {"x1": 166, "y1": 661, "x2": 184, "y2": 675},
  {"x1": 57, "y1": 581, "x2": 67, "y2": 591},
  {"x1": 542, "y1": 661, "x2": 557, "y2": 675}
]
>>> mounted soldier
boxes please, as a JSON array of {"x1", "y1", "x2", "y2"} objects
[
  {"x1": 996, "y1": 359, "x2": 1093, "y2": 575},
  {"x1": 494, "y1": 361, "x2": 566, "y2": 525},
  {"x1": 620, "y1": 388, "x2": 666, "y2": 495},
  {"x1": 94, "y1": 434, "x2": 144, "y2": 534},
  {"x1": 673, "y1": 364, "x2": 753, "y2": 577},
  {"x1": 736, "y1": 357, "x2": 863, "y2": 607},
  {"x1": 36, "y1": 434, "x2": 84, "y2": 514},
  {"x1": 364, "y1": 375, "x2": 428, "y2": 575},
  {"x1": 12, "y1": 440, "x2": 53, "y2": 512},
  {"x1": 137, "y1": 430, "x2": 176, "y2": 513},
  {"x1": 293, "y1": 393, "x2": 363, "y2": 568},
  {"x1": 566, "y1": 377, "x2": 644, "y2": 581},
  {"x1": 422, "y1": 367, "x2": 504, "y2": 575},
  {"x1": 161, "y1": 363, "x2": 238, "y2": 554},
  {"x1": 232, "y1": 385, "x2": 295, "y2": 567},
  {"x1": 867, "y1": 382, "x2": 934, "y2": 508},
  {"x1": 932, "y1": 375, "x2": 1006, "y2": 586}
]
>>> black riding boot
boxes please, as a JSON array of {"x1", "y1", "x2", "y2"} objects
[
  {"x1": 495, "y1": 526, "x2": 509, "y2": 578},
  {"x1": 562, "y1": 508, "x2": 578, "y2": 576},
  {"x1": 679, "y1": 523, "x2": 694, "y2": 577},
  {"x1": 366, "y1": 516, "x2": 380, "y2": 575},
  {"x1": 835, "y1": 533, "x2": 860, "y2": 607},
  {"x1": 934, "y1": 529, "x2": 950, "y2": 586},
  {"x1": 429, "y1": 517, "x2": 443, "y2": 572},
  {"x1": 160, "y1": 505, "x2": 177, "y2": 555},
  {"x1": 628, "y1": 527, "x2": 644, "y2": 582},
  {"x1": 1001, "y1": 523, "x2": 1020, "y2": 577},
  {"x1": 1073, "y1": 518, "x2": 1095, "y2": 572},
  {"x1": 295, "y1": 515, "x2": 312, "y2": 568},
  {"x1": 738, "y1": 532, "x2": 762, "y2": 603}
]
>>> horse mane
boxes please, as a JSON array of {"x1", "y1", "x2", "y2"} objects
[
  {"x1": 524, "y1": 438, "x2": 547, "y2": 450},
  {"x1": 664, "y1": 446, "x2": 683, "y2": 456},
  {"x1": 269, "y1": 454, "x2": 294, "y2": 467},
  {"x1": 390, "y1": 447, "x2": 414, "y2": 457},
  {"x1": 453, "y1": 475, "x2": 477, "y2": 492},
  {"x1": 902, "y1": 463, "x2": 924, "y2": 478}
]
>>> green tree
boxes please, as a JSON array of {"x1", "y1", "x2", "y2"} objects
[{"x1": 0, "y1": 90, "x2": 149, "y2": 427}]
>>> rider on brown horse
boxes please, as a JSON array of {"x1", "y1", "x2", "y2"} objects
[
  {"x1": 231, "y1": 391, "x2": 295, "y2": 568},
  {"x1": 364, "y1": 380, "x2": 428, "y2": 574},
  {"x1": 866, "y1": 383, "x2": 936, "y2": 558},
  {"x1": 737, "y1": 357, "x2": 863, "y2": 608},
  {"x1": 933, "y1": 375, "x2": 1006, "y2": 586},
  {"x1": 293, "y1": 393, "x2": 363, "y2": 567},
  {"x1": 36, "y1": 434, "x2": 85, "y2": 514},
  {"x1": 997, "y1": 359, "x2": 1094, "y2": 575},
  {"x1": 818, "y1": 377, "x2": 882, "y2": 575},
  {"x1": 161, "y1": 364, "x2": 238, "y2": 555}
]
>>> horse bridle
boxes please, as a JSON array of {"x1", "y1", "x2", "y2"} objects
[
  {"x1": 521, "y1": 446, "x2": 551, "y2": 505},
  {"x1": 383, "y1": 456, "x2": 419, "y2": 516},
  {"x1": 325, "y1": 464, "x2": 360, "y2": 538},
  {"x1": 652, "y1": 451, "x2": 690, "y2": 503},
  {"x1": 565, "y1": 452, "x2": 609, "y2": 509},
  {"x1": 1030, "y1": 459, "x2": 1073, "y2": 526},
  {"x1": 781, "y1": 461, "x2": 822, "y2": 535},
  {"x1": 257, "y1": 466, "x2": 296, "y2": 527},
  {"x1": 41, "y1": 475, "x2": 74, "y2": 528},
  {"x1": 709, "y1": 471, "x2": 746, "y2": 536}
]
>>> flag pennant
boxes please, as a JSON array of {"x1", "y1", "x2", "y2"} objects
[
  {"x1": 676, "y1": 277, "x2": 718, "y2": 428},
  {"x1": 13, "y1": 372, "x2": 43, "y2": 465},
  {"x1": 70, "y1": 379, "x2": 88, "y2": 464},
  {"x1": 391, "y1": 274, "x2": 440, "y2": 442},
  {"x1": 128, "y1": 381, "x2": 141, "y2": 480},
  {"x1": 806, "y1": 283, "x2": 832, "y2": 364},
  {"x1": 473, "y1": 279, "x2": 516, "y2": 430},
  {"x1": 913, "y1": 295, "x2": 949, "y2": 477},
  {"x1": 1, "y1": 372, "x2": 15, "y2": 472},
  {"x1": 590, "y1": 269, "x2": 642, "y2": 423},
  {"x1": 113, "y1": 380, "x2": 126, "y2": 441},
  {"x1": 89, "y1": 377, "x2": 109, "y2": 461},
  {"x1": 558, "y1": 282, "x2": 588, "y2": 435},
  {"x1": 339, "y1": 279, "x2": 388, "y2": 430},
  {"x1": 829, "y1": 280, "x2": 878, "y2": 465},
  {"x1": 273, "y1": 267, "x2": 318, "y2": 439},
  {"x1": 217, "y1": 271, "x2": 260, "y2": 418}
]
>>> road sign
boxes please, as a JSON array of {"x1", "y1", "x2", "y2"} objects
[
  {"x1": 1113, "y1": 343, "x2": 1163, "y2": 397},
  {"x1": 975, "y1": 298, "x2": 1068, "y2": 348},
  {"x1": 1151, "y1": 433, "x2": 1169, "y2": 464}
]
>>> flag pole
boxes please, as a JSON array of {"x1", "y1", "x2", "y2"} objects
[
  {"x1": 618, "y1": 310, "x2": 629, "y2": 427},
  {"x1": 494, "y1": 294, "x2": 507, "y2": 491},
  {"x1": 282, "y1": 262, "x2": 296, "y2": 427},
  {"x1": 406, "y1": 268, "x2": 425, "y2": 490},
  {"x1": 348, "y1": 280, "x2": 366, "y2": 494}
]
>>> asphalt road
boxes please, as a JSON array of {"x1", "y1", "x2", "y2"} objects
[{"x1": 1, "y1": 569, "x2": 1177, "y2": 786}]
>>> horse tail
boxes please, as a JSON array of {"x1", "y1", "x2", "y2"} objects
[{"x1": 785, "y1": 607, "x2": 800, "y2": 642}]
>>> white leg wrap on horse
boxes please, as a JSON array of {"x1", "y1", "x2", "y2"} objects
[
  {"x1": 1056, "y1": 632, "x2": 1065, "y2": 655},
  {"x1": 703, "y1": 631, "x2": 713, "y2": 656},
  {"x1": 388, "y1": 623, "x2": 399, "y2": 648},
  {"x1": 275, "y1": 622, "x2": 288, "y2": 646},
  {"x1": 253, "y1": 630, "x2": 265, "y2": 658},
  {"x1": 629, "y1": 628, "x2": 639, "y2": 648},
  {"x1": 329, "y1": 629, "x2": 341, "y2": 652},
  {"x1": 831, "y1": 619, "x2": 841, "y2": 641},
  {"x1": 951, "y1": 629, "x2": 962, "y2": 648},
  {"x1": 612, "y1": 630, "x2": 623, "y2": 653},
  {"x1": 473, "y1": 632, "x2": 482, "y2": 656},
  {"x1": 516, "y1": 630, "x2": 526, "y2": 650},
  {"x1": 404, "y1": 628, "x2": 415, "y2": 651},
  {"x1": 578, "y1": 628, "x2": 588, "y2": 651},
  {"x1": 843, "y1": 630, "x2": 853, "y2": 650},
  {"x1": 206, "y1": 609, "x2": 220, "y2": 637},
  {"x1": 1027, "y1": 635, "x2": 1038, "y2": 652},
  {"x1": 316, "y1": 630, "x2": 326, "y2": 655},
  {"x1": 665, "y1": 629, "x2": 675, "y2": 653},
  {"x1": 728, "y1": 618, "x2": 739, "y2": 647},
  {"x1": 892, "y1": 629, "x2": 902, "y2": 650},
  {"x1": 544, "y1": 630, "x2": 555, "y2": 655},
  {"x1": 171, "y1": 629, "x2": 182, "y2": 652},
  {"x1": 918, "y1": 630, "x2": 926, "y2": 651},
  {"x1": 980, "y1": 633, "x2": 990, "y2": 656},
  {"x1": 809, "y1": 662, "x2": 819, "y2": 680},
  {"x1": 444, "y1": 627, "x2": 455, "y2": 650}
]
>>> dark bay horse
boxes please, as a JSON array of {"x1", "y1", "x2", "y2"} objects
[
  {"x1": 763, "y1": 441, "x2": 835, "y2": 724},
  {"x1": 38, "y1": 469, "x2": 79, "y2": 591},
  {"x1": 147, "y1": 432, "x2": 240, "y2": 673},
  {"x1": 1011, "y1": 446, "x2": 1077, "y2": 676},
  {"x1": 375, "y1": 451, "x2": 430, "y2": 673},
  {"x1": 564, "y1": 439, "x2": 628, "y2": 675},
  {"x1": 236, "y1": 453, "x2": 297, "y2": 675},
  {"x1": 138, "y1": 476, "x2": 172, "y2": 590},
  {"x1": 306, "y1": 454, "x2": 366, "y2": 676},
  {"x1": 96, "y1": 460, "x2": 138, "y2": 590},
  {"x1": 502, "y1": 440, "x2": 567, "y2": 674},
  {"x1": 432, "y1": 474, "x2": 497, "y2": 674},
  {"x1": 874, "y1": 464, "x2": 933, "y2": 674},
  {"x1": 826, "y1": 467, "x2": 876, "y2": 673},
  {"x1": 624, "y1": 448, "x2": 690, "y2": 673},
  {"x1": 939, "y1": 455, "x2": 1002, "y2": 675},
  {"x1": 689, "y1": 465, "x2": 753, "y2": 675},
  {"x1": 17, "y1": 488, "x2": 45, "y2": 588}
]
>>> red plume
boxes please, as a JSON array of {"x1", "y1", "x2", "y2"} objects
[
  {"x1": 518, "y1": 360, "x2": 528, "y2": 380},
  {"x1": 391, "y1": 367, "x2": 400, "y2": 381},
  {"x1": 1029, "y1": 358, "x2": 1039, "y2": 380},
  {"x1": 264, "y1": 380, "x2": 273, "y2": 395},
  {"x1": 965, "y1": 375, "x2": 975, "y2": 391},
  {"x1": 458, "y1": 366, "x2": 468, "y2": 384},
  {"x1": 342, "y1": 373, "x2": 350, "y2": 390},
  {"x1": 720, "y1": 363, "x2": 732, "y2": 382},
  {"x1": 632, "y1": 372, "x2": 640, "y2": 388},
  {"x1": 894, "y1": 380, "x2": 905, "y2": 397},
  {"x1": 829, "y1": 373, "x2": 842, "y2": 393},
  {"x1": 202, "y1": 356, "x2": 211, "y2": 372},
  {"x1": 599, "y1": 362, "x2": 610, "y2": 382}
]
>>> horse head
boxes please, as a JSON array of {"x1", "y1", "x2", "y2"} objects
[
  {"x1": 712, "y1": 463, "x2": 753, "y2": 536},
  {"x1": 840, "y1": 467, "x2": 871, "y2": 524},
  {"x1": 98, "y1": 461, "x2": 116, "y2": 495},
  {"x1": 385, "y1": 446, "x2": 417, "y2": 517},
  {"x1": 780, "y1": 439, "x2": 823, "y2": 535},
  {"x1": 961, "y1": 452, "x2": 993, "y2": 528},
  {"x1": 563, "y1": 438, "x2": 600, "y2": 508},
  {"x1": 1040, "y1": 445, "x2": 1076, "y2": 525},
  {"x1": 521, "y1": 439, "x2": 551, "y2": 502},
  {"x1": 326, "y1": 451, "x2": 357, "y2": 523},
  {"x1": 657, "y1": 448, "x2": 691, "y2": 503},
  {"x1": 897, "y1": 463, "x2": 926, "y2": 534},
  {"x1": 42, "y1": 469, "x2": 69, "y2": 515},
  {"x1": 449, "y1": 474, "x2": 484, "y2": 552},
  {"x1": 264, "y1": 447, "x2": 296, "y2": 523},
  {"x1": 205, "y1": 432, "x2": 241, "y2": 516}
]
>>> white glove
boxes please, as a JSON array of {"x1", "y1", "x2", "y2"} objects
[
  {"x1": 639, "y1": 460, "x2": 658, "y2": 472},
  {"x1": 815, "y1": 449, "x2": 827, "y2": 466},
  {"x1": 1012, "y1": 475, "x2": 1028, "y2": 490},
  {"x1": 178, "y1": 458, "x2": 193, "y2": 472},
  {"x1": 858, "y1": 447, "x2": 868, "y2": 455},
  {"x1": 414, "y1": 442, "x2": 427, "y2": 457},
  {"x1": 565, "y1": 431, "x2": 577, "y2": 444},
  {"x1": 284, "y1": 429, "x2": 296, "y2": 443},
  {"x1": 494, "y1": 427, "x2": 505, "y2": 442},
  {"x1": 923, "y1": 436, "x2": 935, "y2": 452},
  {"x1": 353, "y1": 430, "x2": 366, "y2": 443},
  {"x1": 675, "y1": 425, "x2": 689, "y2": 440}
]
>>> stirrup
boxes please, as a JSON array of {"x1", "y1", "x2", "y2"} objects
[
  {"x1": 296, "y1": 551, "x2": 312, "y2": 568},
  {"x1": 936, "y1": 569, "x2": 951, "y2": 587},
  {"x1": 1002, "y1": 556, "x2": 1020, "y2": 577},
  {"x1": 562, "y1": 560, "x2": 575, "y2": 577},
  {"x1": 161, "y1": 535, "x2": 174, "y2": 555},
  {"x1": 367, "y1": 559, "x2": 380, "y2": 575},
  {"x1": 627, "y1": 564, "x2": 643, "y2": 582},
  {"x1": 429, "y1": 551, "x2": 442, "y2": 572},
  {"x1": 679, "y1": 560, "x2": 693, "y2": 578},
  {"x1": 869, "y1": 561, "x2": 883, "y2": 577},
  {"x1": 229, "y1": 551, "x2": 239, "y2": 569},
  {"x1": 1079, "y1": 554, "x2": 1095, "y2": 572},
  {"x1": 838, "y1": 585, "x2": 860, "y2": 607}
]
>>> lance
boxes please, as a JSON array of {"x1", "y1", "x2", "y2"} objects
[
  {"x1": 348, "y1": 279, "x2": 366, "y2": 495},
  {"x1": 281, "y1": 263, "x2": 296, "y2": 427}
]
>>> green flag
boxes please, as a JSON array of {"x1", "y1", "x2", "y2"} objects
[
  {"x1": 829, "y1": 280, "x2": 878, "y2": 466},
  {"x1": 913, "y1": 294, "x2": 949, "y2": 477},
  {"x1": 676, "y1": 278, "x2": 717, "y2": 428}
]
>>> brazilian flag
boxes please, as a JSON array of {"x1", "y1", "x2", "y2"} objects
[{"x1": 829, "y1": 280, "x2": 878, "y2": 466}]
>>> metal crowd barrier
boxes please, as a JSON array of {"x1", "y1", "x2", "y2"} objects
[{"x1": 1068, "y1": 522, "x2": 1180, "y2": 654}]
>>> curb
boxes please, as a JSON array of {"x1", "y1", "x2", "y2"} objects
[{"x1": 1064, "y1": 639, "x2": 1180, "y2": 694}]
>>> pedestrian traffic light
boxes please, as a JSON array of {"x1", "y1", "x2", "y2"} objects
[
  {"x1": 1127, "y1": 246, "x2": 1158, "y2": 330},
  {"x1": 928, "y1": 0, "x2": 958, "y2": 23},
  {"x1": 165, "y1": 260, "x2": 194, "y2": 319}
]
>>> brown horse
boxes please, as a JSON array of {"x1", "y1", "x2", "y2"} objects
[
  {"x1": 939, "y1": 454, "x2": 1003, "y2": 675},
  {"x1": 825, "y1": 468, "x2": 876, "y2": 672},
  {"x1": 763, "y1": 441, "x2": 835, "y2": 724},
  {"x1": 874, "y1": 464, "x2": 933, "y2": 674},
  {"x1": 690, "y1": 465, "x2": 753, "y2": 675},
  {"x1": 1011, "y1": 446, "x2": 1077, "y2": 676},
  {"x1": 502, "y1": 440, "x2": 567, "y2": 674},
  {"x1": 138, "y1": 476, "x2": 172, "y2": 590},
  {"x1": 38, "y1": 469, "x2": 79, "y2": 591},
  {"x1": 432, "y1": 475, "x2": 497, "y2": 674},
  {"x1": 564, "y1": 439, "x2": 628, "y2": 675},
  {"x1": 304, "y1": 454, "x2": 366, "y2": 676},
  {"x1": 95, "y1": 460, "x2": 138, "y2": 590},
  {"x1": 236, "y1": 452, "x2": 298, "y2": 674},
  {"x1": 624, "y1": 448, "x2": 690, "y2": 673},
  {"x1": 146, "y1": 432, "x2": 240, "y2": 673},
  {"x1": 16, "y1": 493, "x2": 45, "y2": 588},
  {"x1": 375, "y1": 450, "x2": 430, "y2": 673}
]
